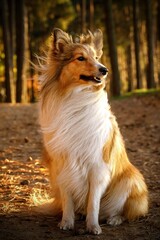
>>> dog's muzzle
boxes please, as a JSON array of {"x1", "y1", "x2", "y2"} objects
[{"x1": 80, "y1": 67, "x2": 108, "y2": 83}]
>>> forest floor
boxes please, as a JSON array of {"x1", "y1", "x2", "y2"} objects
[{"x1": 0, "y1": 92, "x2": 160, "y2": 240}]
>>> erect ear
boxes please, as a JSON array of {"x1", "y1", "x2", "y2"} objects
[
  {"x1": 93, "y1": 29, "x2": 103, "y2": 51},
  {"x1": 92, "y1": 29, "x2": 103, "y2": 58},
  {"x1": 52, "y1": 28, "x2": 73, "y2": 54},
  {"x1": 79, "y1": 29, "x2": 103, "y2": 58},
  {"x1": 79, "y1": 32, "x2": 93, "y2": 45}
]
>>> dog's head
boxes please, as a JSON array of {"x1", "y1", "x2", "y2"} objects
[{"x1": 46, "y1": 28, "x2": 108, "y2": 91}]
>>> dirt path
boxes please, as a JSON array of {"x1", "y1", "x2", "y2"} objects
[{"x1": 0, "y1": 93, "x2": 160, "y2": 240}]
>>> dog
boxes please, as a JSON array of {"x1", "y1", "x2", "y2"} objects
[{"x1": 37, "y1": 28, "x2": 148, "y2": 235}]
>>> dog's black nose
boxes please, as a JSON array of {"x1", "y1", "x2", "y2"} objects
[{"x1": 99, "y1": 67, "x2": 108, "y2": 76}]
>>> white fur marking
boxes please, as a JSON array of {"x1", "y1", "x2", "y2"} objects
[{"x1": 40, "y1": 87, "x2": 112, "y2": 213}]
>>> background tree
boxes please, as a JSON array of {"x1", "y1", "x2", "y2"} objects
[
  {"x1": 104, "y1": 0, "x2": 121, "y2": 96},
  {"x1": 145, "y1": 0, "x2": 155, "y2": 88},
  {"x1": 1, "y1": 0, "x2": 14, "y2": 102},
  {"x1": 124, "y1": 5, "x2": 133, "y2": 92},
  {"x1": 157, "y1": 0, "x2": 160, "y2": 85},
  {"x1": 133, "y1": 0, "x2": 142, "y2": 89},
  {"x1": 81, "y1": 0, "x2": 87, "y2": 33},
  {"x1": 15, "y1": 0, "x2": 26, "y2": 102},
  {"x1": 89, "y1": 0, "x2": 94, "y2": 32},
  {"x1": 8, "y1": 0, "x2": 15, "y2": 67}
]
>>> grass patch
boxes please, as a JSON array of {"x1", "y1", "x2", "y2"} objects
[{"x1": 111, "y1": 88, "x2": 160, "y2": 101}]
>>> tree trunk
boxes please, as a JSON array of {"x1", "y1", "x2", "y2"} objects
[
  {"x1": 104, "y1": 0, "x2": 121, "y2": 96},
  {"x1": 123, "y1": 6, "x2": 133, "y2": 92},
  {"x1": 126, "y1": 44, "x2": 133, "y2": 92},
  {"x1": 28, "y1": 11, "x2": 35, "y2": 102},
  {"x1": 8, "y1": 0, "x2": 16, "y2": 102},
  {"x1": 133, "y1": 0, "x2": 142, "y2": 89},
  {"x1": 1, "y1": 0, "x2": 14, "y2": 102},
  {"x1": 89, "y1": 0, "x2": 94, "y2": 31},
  {"x1": 15, "y1": 0, "x2": 26, "y2": 102},
  {"x1": 145, "y1": 0, "x2": 155, "y2": 88},
  {"x1": 8, "y1": 0, "x2": 15, "y2": 62},
  {"x1": 81, "y1": 0, "x2": 87, "y2": 33},
  {"x1": 157, "y1": 0, "x2": 160, "y2": 85}
]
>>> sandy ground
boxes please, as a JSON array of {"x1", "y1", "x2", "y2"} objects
[{"x1": 0, "y1": 93, "x2": 160, "y2": 240}]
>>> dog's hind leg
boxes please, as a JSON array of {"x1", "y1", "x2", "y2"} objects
[
  {"x1": 107, "y1": 215, "x2": 125, "y2": 226},
  {"x1": 100, "y1": 178, "x2": 130, "y2": 226},
  {"x1": 100, "y1": 165, "x2": 148, "y2": 225}
]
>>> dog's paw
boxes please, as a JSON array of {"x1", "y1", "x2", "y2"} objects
[
  {"x1": 58, "y1": 219, "x2": 74, "y2": 230},
  {"x1": 87, "y1": 223, "x2": 102, "y2": 235},
  {"x1": 107, "y1": 215, "x2": 124, "y2": 226}
]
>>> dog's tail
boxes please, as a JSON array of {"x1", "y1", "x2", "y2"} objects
[{"x1": 30, "y1": 189, "x2": 61, "y2": 215}]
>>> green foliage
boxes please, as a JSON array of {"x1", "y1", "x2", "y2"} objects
[{"x1": 112, "y1": 88, "x2": 160, "y2": 100}]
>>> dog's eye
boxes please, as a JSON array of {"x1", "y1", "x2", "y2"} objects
[{"x1": 77, "y1": 56, "x2": 85, "y2": 61}]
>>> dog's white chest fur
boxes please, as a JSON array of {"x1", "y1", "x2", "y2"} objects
[{"x1": 41, "y1": 87, "x2": 112, "y2": 211}]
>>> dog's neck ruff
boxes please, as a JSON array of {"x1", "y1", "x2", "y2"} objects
[{"x1": 40, "y1": 86, "x2": 111, "y2": 165}]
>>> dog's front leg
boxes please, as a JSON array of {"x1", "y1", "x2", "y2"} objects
[
  {"x1": 86, "y1": 163, "x2": 110, "y2": 235},
  {"x1": 59, "y1": 190, "x2": 75, "y2": 230}
]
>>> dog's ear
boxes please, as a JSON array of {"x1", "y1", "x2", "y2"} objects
[
  {"x1": 79, "y1": 29, "x2": 103, "y2": 58},
  {"x1": 92, "y1": 29, "x2": 103, "y2": 58},
  {"x1": 79, "y1": 32, "x2": 93, "y2": 45},
  {"x1": 52, "y1": 28, "x2": 72, "y2": 54}
]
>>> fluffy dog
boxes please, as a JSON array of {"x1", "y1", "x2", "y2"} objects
[{"x1": 38, "y1": 28, "x2": 148, "y2": 234}]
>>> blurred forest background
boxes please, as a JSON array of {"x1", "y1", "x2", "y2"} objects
[{"x1": 0, "y1": 0, "x2": 159, "y2": 103}]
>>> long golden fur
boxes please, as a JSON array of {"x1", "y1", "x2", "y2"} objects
[{"x1": 37, "y1": 28, "x2": 148, "y2": 235}]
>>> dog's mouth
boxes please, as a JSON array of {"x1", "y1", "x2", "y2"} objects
[{"x1": 80, "y1": 75, "x2": 102, "y2": 83}]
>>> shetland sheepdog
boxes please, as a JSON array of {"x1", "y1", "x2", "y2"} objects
[{"x1": 37, "y1": 28, "x2": 148, "y2": 235}]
